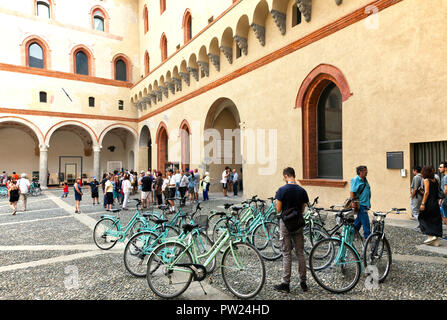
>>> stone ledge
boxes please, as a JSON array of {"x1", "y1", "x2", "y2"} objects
[{"x1": 298, "y1": 179, "x2": 347, "y2": 188}]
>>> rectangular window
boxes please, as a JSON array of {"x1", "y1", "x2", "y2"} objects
[
  {"x1": 118, "y1": 100, "x2": 124, "y2": 110},
  {"x1": 39, "y1": 91, "x2": 47, "y2": 103},
  {"x1": 89, "y1": 97, "x2": 95, "y2": 107},
  {"x1": 292, "y1": 5, "x2": 302, "y2": 27}
]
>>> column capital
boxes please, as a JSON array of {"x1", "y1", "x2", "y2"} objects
[
  {"x1": 39, "y1": 144, "x2": 49, "y2": 152},
  {"x1": 93, "y1": 145, "x2": 102, "y2": 153}
]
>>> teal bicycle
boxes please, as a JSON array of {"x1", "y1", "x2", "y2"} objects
[
  {"x1": 93, "y1": 199, "x2": 151, "y2": 250},
  {"x1": 123, "y1": 203, "x2": 214, "y2": 277},
  {"x1": 146, "y1": 213, "x2": 266, "y2": 299},
  {"x1": 0, "y1": 186, "x2": 7, "y2": 198},
  {"x1": 212, "y1": 200, "x2": 281, "y2": 261},
  {"x1": 308, "y1": 208, "x2": 363, "y2": 293}
]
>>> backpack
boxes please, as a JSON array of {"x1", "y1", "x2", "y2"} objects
[{"x1": 281, "y1": 207, "x2": 305, "y2": 233}]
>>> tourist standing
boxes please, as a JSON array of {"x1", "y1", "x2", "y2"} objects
[
  {"x1": 154, "y1": 171, "x2": 163, "y2": 205},
  {"x1": 104, "y1": 175, "x2": 114, "y2": 211},
  {"x1": 168, "y1": 169, "x2": 177, "y2": 211},
  {"x1": 8, "y1": 179, "x2": 19, "y2": 215},
  {"x1": 194, "y1": 169, "x2": 200, "y2": 202},
  {"x1": 221, "y1": 167, "x2": 230, "y2": 197},
  {"x1": 174, "y1": 170, "x2": 182, "y2": 197},
  {"x1": 122, "y1": 174, "x2": 132, "y2": 210},
  {"x1": 188, "y1": 170, "x2": 195, "y2": 203},
  {"x1": 419, "y1": 166, "x2": 443, "y2": 246},
  {"x1": 90, "y1": 177, "x2": 100, "y2": 205},
  {"x1": 17, "y1": 173, "x2": 30, "y2": 212},
  {"x1": 61, "y1": 182, "x2": 69, "y2": 198},
  {"x1": 179, "y1": 170, "x2": 189, "y2": 205},
  {"x1": 74, "y1": 178, "x2": 83, "y2": 214},
  {"x1": 232, "y1": 169, "x2": 239, "y2": 196},
  {"x1": 273, "y1": 167, "x2": 308, "y2": 293},
  {"x1": 350, "y1": 165, "x2": 371, "y2": 240},
  {"x1": 101, "y1": 174, "x2": 108, "y2": 208},
  {"x1": 2, "y1": 171, "x2": 7, "y2": 185},
  {"x1": 202, "y1": 171, "x2": 210, "y2": 201},
  {"x1": 140, "y1": 171, "x2": 152, "y2": 208},
  {"x1": 410, "y1": 166, "x2": 424, "y2": 231}
]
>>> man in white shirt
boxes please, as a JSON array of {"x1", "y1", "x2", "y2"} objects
[
  {"x1": 174, "y1": 170, "x2": 182, "y2": 197},
  {"x1": 221, "y1": 167, "x2": 230, "y2": 197},
  {"x1": 232, "y1": 169, "x2": 239, "y2": 196},
  {"x1": 168, "y1": 170, "x2": 177, "y2": 212},
  {"x1": 17, "y1": 173, "x2": 30, "y2": 212}
]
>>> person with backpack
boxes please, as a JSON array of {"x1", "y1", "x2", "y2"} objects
[
  {"x1": 273, "y1": 167, "x2": 309, "y2": 294},
  {"x1": 349, "y1": 165, "x2": 372, "y2": 241}
]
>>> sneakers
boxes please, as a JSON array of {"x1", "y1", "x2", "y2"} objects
[
  {"x1": 273, "y1": 283, "x2": 290, "y2": 293},
  {"x1": 413, "y1": 226, "x2": 421, "y2": 232},
  {"x1": 300, "y1": 281, "x2": 309, "y2": 292}
]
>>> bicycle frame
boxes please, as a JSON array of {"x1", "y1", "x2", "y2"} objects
[
  {"x1": 331, "y1": 224, "x2": 363, "y2": 273},
  {"x1": 102, "y1": 209, "x2": 147, "y2": 240}
]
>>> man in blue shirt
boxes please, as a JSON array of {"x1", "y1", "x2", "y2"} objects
[{"x1": 350, "y1": 165, "x2": 371, "y2": 240}]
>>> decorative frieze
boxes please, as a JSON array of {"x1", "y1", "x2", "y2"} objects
[
  {"x1": 166, "y1": 81, "x2": 175, "y2": 94},
  {"x1": 187, "y1": 67, "x2": 199, "y2": 81},
  {"x1": 250, "y1": 23, "x2": 265, "y2": 46},
  {"x1": 154, "y1": 90, "x2": 162, "y2": 102},
  {"x1": 159, "y1": 85, "x2": 169, "y2": 98},
  {"x1": 172, "y1": 77, "x2": 182, "y2": 92},
  {"x1": 179, "y1": 72, "x2": 191, "y2": 86},
  {"x1": 197, "y1": 61, "x2": 209, "y2": 77},
  {"x1": 149, "y1": 93, "x2": 157, "y2": 104},
  {"x1": 295, "y1": 0, "x2": 312, "y2": 22},
  {"x1": 207, "y1": 53, "x2": 220, "y2": 71},
  {"x1": 234, "y1": 35, "x2": 248, "y2": 55},
  {"x1": 219, "y1": 46, "x2": 233, "y2": 64},
  {"x1": 143, "y1": 96, "x2": 151, "y2": 108},
  {"x1": 271, "y1": 10, "x2": 286, "y2": 35}
]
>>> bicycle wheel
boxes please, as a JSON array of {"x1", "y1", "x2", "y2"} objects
[
  {"x1": 93, "y1": 218, "x2": 119, "y2": 250},
  {"x1": 124, "y1": 231, "x2": 159, "y2": 277},
  {"x1": 212, "y1": 217, "x2": 228, "y2": 243},
  {"x1": 128, "y1": 220, "x2": 145, "y2": 239},
  {"x1": 251, "y1": 222, "x2": 281, "y2": 261},
  {"x1": 208, "y1": 213, "x2": 224, "y2": 238},
  {"x1": 191, "y1": 230, "x2": 216, "y2": 273},
  {"x1": 309, "y1": 238, "x2": 361, "y2": 293},
  {"x1": 221, "y1": 242, "x2": 265, "y2": 299},
  {"x1": 363, "y1": 233, "x2": 391, "y2": 283},
  {"x1": 303, "y1": 226, "x2": 330, "y2": 268},
  {"x1": 146, "y1": 241, "x2": 193, "y2": 299}
]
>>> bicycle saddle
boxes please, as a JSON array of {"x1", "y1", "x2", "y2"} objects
[
  {"x1": 224, "y1": 203, "x2": 234, "y2": 209},
  {"x1": 107, "y1": 209, "x2": 121, "y2": 213},
  {"x1": 231, "y1": 206, "x2": 243, "y2": 212},
  {"x1": 158, "y1": 205, "x2": 169, "y2": 210},
  {"x1": 152, "y1": 218, "x2": 169, "y2": 225},
  {"x1": 182, "y1": 223, "x2": 199, "y2": 233}
]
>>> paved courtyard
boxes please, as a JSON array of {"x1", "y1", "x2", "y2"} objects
[{"x1": 0, "y1": 189, "x2": 446, "y2": 300}]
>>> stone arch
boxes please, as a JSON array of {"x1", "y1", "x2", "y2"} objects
[
  {"x1": 98, "y1": 123, "x2": 138, "y2": 147},
  {"x1": 45, "y1": 120, "x2": 98, "y2": 147},
  {"x1": 0, "y1": 116, "x2": 45, "y2": 147},
  {"x1": 139, "y1": 125, "x2": 153, "y2": 171},
  {"x1": 297, "y1": 64, "x2": 351, "y2": 184},
  {"x1": 180, "y1": 119, "x2": 191, "y2": 171},
  {"x1": 295, "y1": 64, "x2": 352, "y2": 109},
  {"x1": 204, "y1": 98, "x2": 242, "y2": 193},
  {"x1": 156, "y1": 122, "x2": 169, "y2": 172},
  {"x1": 21, "y1": 34, "x2": 52, "y2": 69}
]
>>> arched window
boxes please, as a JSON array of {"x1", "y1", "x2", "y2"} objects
[
  {"x1": 115, "y1": 59, "x2": 127, "y2": 81},
  {"x1": 93, "y1": 9, "x2": 105, "y2": 31},
  {"x1": 36, "y1": 0, "x2": 51, "y2": 18},
  {"x1": 144, "y1": 51, "x2": 150, "y2": 76},
  {"x1": 160, "y1": 0, "x2": 166, "y2": 14},
  {"x1": 28, "y1": 42, "x2": 44, "y2": 68},
  {"x1": 317, "y1": 83, "x2": 342, "y2": 179},
  {"x1": 143, "y1": 6, "x2": 149, "y2": 34},
  {"x1": 75, "y1": 50, "x2": 89, "y2": 75},
  {"x1": 183, "y1": 10, "x2": 192, "y2": 44},
  {"x1": 160, "y1": 34, "x2": 167, "y2": 62}
]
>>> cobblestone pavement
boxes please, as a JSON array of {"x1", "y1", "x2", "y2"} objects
[{"x1": 0, "y1": 189, "x2": 446, "y2": 300}]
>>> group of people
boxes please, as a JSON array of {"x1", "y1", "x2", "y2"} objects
[
  {"x1": 2, "y1": 172, "x2": 31, "y2": 215},
  {"x1": 410, "y1": 164, "x2": 447, "y2": 246},
  {"x1": 138, "y1": 168, "x2": 212, "y2": 213},
  {"x1": 220, "y1": 167, "x2": 239, "y2": 197}
]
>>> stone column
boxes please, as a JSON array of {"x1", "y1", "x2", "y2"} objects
[
  {"x1": 93, "y1": 146, "x2": 101, "y2": 180},
  {"x1": 39, "y1": 145, "x2": 48, "y2": 190},
  {"x1": 138, "y1": 146, "x2": 149, "y2": 172}
]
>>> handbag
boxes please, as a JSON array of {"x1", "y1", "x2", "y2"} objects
[
  {"x1": 344, "y1": 182, "x2": 367, "y2": 212},
  {"x1": 281, "y1": 207, "x2": 305, "y2": 233}
]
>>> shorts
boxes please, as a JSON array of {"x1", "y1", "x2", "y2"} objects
[
  {"x1": 141, "y1": 191, "x2": 150, "y2": 200},
  {"x1": 188, "y1": 187, "x2": 195, "y2": 194},
  {"x1": 106, "y1": 192, "x2": 114, "y2": 205},
  {"x1": 91, "y1": 191, "x2": 98, "y2": 198},
  {"x1": 169, "y1": 188, "x2": 176, "y2": 199},
  {"x1": 75, "y1": 193, "x2": 82, "y2": 201},
  {"x1": 194, "y1": 185, "x2": 199, "y2": 193},
  {"x1": 222, "y1": 183, "x2": 228, "y2": 190}
]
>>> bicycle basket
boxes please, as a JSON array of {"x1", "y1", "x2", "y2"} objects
[{"x1": 194, "y1": 215, "x2": 209, "y2": 230}]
